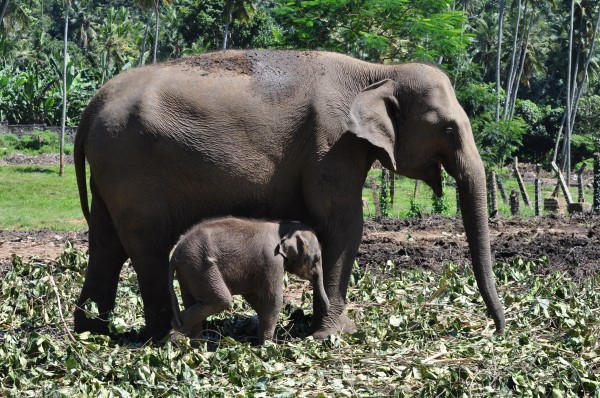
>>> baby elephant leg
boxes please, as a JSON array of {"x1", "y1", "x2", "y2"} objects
[
  {"x1": 177, "y1": 298, "x2": 230, "y2": 337},
  {"x1": 244, "y1": 292, "x2": 283, "y2": 345},
  {"x1": 177, "y1": 268, "x2": 232, "y2": 337}
]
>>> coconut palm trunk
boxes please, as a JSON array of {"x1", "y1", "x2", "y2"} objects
[
  {"x1": 495, "y1": 0, "x2": 506, "y2": 122},
  {"x1": 59, "y1": 1, "x2": 69, "y2": 177},
  {"x1": 0, "y1": 0, "x2": 9, "y2": 27},
  {"x1": 565, "y1": 0, "x2": 574, "y2": 182},
  {"x1": 223, "y1": 0, "x2": 233, "y2": 50},
  {"x1": 152, "y1": 0, "x2": 160, "y2": 64}
]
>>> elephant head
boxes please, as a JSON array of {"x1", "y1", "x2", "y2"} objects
[
  {"x1": 348, "y1": 65, "x2": 505, "y2": 334},
  {"x1": 278, "y1": 229, "x2": 330, "y2": 314}
]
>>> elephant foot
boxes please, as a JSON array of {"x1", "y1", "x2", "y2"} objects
[
  {"x1": 311, "y1": 313, "x2": 356, "y2": 339},
  {"x1": 74, "y1": 308, "x2": 110, "y2": 336},
  {"x1": 142, "y1": 321, "x2": 172, "y2": 342},
  {"x1": 143, "y1": 308, "x2": 174, "y2": 342}
]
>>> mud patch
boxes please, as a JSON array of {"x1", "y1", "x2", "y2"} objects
[
  {"x1": 0, "y1": 230, "x2": 88, "y2": 274},
  {"x1": 1, "y1": 215, "x2": 599, "y2": 280},
  {"x1": 168, "y1": 51, "x2": 254, "y2": 76},
  {"x1": 0, "y1": 153, "x2": 74, "y2": 165},
  {"x1": 359, "y1": 215, "x2": 600, "y2": 280}
]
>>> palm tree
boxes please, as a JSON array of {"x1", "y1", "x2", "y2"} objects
[
  {"x1": 470, "y1": 16, "x2": 498, "y2": 79},
  {"x1": 135, "y1": 0, "x2": 172, "y2": 64},
  {"x1": 59, "y1": 0, "x2": 70, "y2": 177},
  {"x1": 162, "y1": 7, "x2": 185, "y2": 59},
  {"x1": 495, "y1": 0, "x2": 506, "y2": 122},
  {"x1": 222, "y1": 0, "x2": 255, "y2": 50},
  {"x1": 139, "y1": 10, "x2": 152, "y2": 66},
  {"x1": 0, "y1": 0, "x2": 32, "y2": 32},
  {"x1": 503, "y1": 0, "x2": 523, "y2": 120},
  {"x1": 97, "y1": 7, "x2": 140, "y2": 84},
  {"x1": 0, "y1": 0, "x2": 9, "y2": 27},
  {"x1": 568, "y1": 3, "x2": 600, "y2": 134},
  {"x1": 70, "y1": 2, "x2": 97, "y2": 51},
  {"x1": 152, "y1": 0, "x2": 160, "y2": 63},
  {"x1": 563, "y1": 0, "x2": 574, "y2": 181}
]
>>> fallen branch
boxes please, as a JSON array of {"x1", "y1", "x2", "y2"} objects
[
  {"x1": 424, "y1": 357, "x2": 483, "y2": 365},
  {"x1": 48, "y1": 271, "x2": 77, "y2": 344},
  {"x1": 539, "y1": 342, "x2": 577, "y2": 356}
]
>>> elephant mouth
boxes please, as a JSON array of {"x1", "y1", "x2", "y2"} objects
[{"x1": 423, "y1": 160, "x2": 443, "y2": 197}]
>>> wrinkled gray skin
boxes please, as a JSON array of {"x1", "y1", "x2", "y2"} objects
[
  {"x1": 169, "y1": 217, "x2": 329, "y2": 344},
  {"x1": 74, "y1": 50, "x2": 505, "y2": 340}
]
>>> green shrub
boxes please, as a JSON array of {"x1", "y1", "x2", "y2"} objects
[
  {"x1": 406, "y1": 197, "x2": 423, "y2": 218},
  {"x1": 0, "y1": 133, "x2": 20, "y2": 148},
  {"x1": 18, "y1": 131, "x2": 59, "y2": 151},
  {"x1": 0, "y1": 130, "x2": 73, "y2": 157},
  {"x1": 431, "y1": 171, "x2": 450, "y2": 215}
]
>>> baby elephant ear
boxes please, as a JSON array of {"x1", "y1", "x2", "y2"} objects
[
  {"x1": 348, "y1": 79, "x2": 399, "y2": 171},
  {"x1": 278, "y1": 232, "x2": 307, "y2": 260}
]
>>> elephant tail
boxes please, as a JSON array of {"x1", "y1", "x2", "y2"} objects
[
  {"x1": 169, "y1": 246, "x2": 183, "y2": 329},
  {"x1": 74, "y1": 109, "x2": 91, "y2": 224}
]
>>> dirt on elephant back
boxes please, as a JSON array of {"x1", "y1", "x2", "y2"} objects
[{"x1": 1, "y1": 215, "x2": 599, "y2": 280}]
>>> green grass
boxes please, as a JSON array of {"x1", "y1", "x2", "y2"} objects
[
  {"x1": 362, "y1": 169, "x2": 592, "y2": 219},
  {"x1": 1, "y1": 249, "x2": 598, "y2": 396},
  {"x1": 0, "y1": 163, "x2": 592, "y2": 230},
  {"x1": 0, "y1": 165, "x2": 86, "y2": 230}
]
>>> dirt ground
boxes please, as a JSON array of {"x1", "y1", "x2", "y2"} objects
[
  {"x1": 1, "y1": 215, "x2": 599, "y2": 280},
  {"x1": 359, "y1": 214, "x2": 600, "y2": 280},
  {"x1": 1, "y1": 154, "x2": 599, "y2": 279}
]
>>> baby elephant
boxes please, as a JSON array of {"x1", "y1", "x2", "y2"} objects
[{"x1": 169, "y1": 217, "x2": 329, "y2": 344}]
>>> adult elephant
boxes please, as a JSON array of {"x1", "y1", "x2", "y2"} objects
[{"x1": 74, "y1": 50, "x2": 505, "y2": 340}]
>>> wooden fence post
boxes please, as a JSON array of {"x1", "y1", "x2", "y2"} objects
[
  {"x1": 389, "y1": 173, "x2": 396, "y2": 209},
  {"x1": 510, "y1": 189, "x2": 520, "y2": 216},
  {"x1": 413, "y1": 179, "x2": 420, "y2": 200},
  {"x1": 594, "y1": 153, "x2": 600, "y2": 213},
  {"x1": 380, "y1": 169, "x2": 391, "y2": 217},
  {"x1": 577, "y1": 163, "x2": 587, "y2": 203},
  {"x1": 534, "y1": 164, "x2": 542, "y2": 216},
  {"x1": 496, "y1": 175, "x2": 509, "y2": 204},
  {"x1": 369, "y1": 175, "x2": 381, "y2": 217},
  {"x1": 456, "y1": 183, "x2": 461, "y2": 217},
  {"x1": 489, "y1": 171, "x2": 498, "y2": 217},
  {"x1": 513, "y1": 157, "x2": 531, "y2": 207}
]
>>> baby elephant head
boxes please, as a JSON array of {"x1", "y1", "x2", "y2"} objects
[{"x1": 278, "y1": 229, "x2": 330, "y2": 314}]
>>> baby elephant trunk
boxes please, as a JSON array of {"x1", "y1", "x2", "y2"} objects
[
  {"x1": 313, "y1": 272, "x2": 330, "y2": 314},
  {"x1": 168, "y1": 249, "x2": 183, "y2": 330}
]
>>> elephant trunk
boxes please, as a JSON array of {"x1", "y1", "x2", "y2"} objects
[{"x1": 455, "y1": 157, "x2": 506, "y2": 334}]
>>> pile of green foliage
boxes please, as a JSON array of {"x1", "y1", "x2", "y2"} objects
[{"x1": 1, "y1": 244, "x2": 598, "y2": 396}]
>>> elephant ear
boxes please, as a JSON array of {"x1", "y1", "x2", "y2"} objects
[{"x1": 348, "y1": 79, "x2": 399, "y2": 170}]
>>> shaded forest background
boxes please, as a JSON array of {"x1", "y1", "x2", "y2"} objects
[{"x1": 1, "y1": 0, "x2": 599, "y2": 171}]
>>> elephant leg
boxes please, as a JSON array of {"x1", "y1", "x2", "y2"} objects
[
  {"x1": 244, "y1": 292, "x2": 283, "y2": 345},
  {"x1": 128, "y1": 249, "x2": 175, "y2": 341},
  {"x1": 74, "y1": 190, "x2": 128, "y2": 335},
  {"x1": 311, "y1": 212, "x2": 363, "y2": 339}
]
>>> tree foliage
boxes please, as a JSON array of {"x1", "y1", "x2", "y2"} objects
[
  {"x1": 0, "y1": 0, "x2": 599, "y2": 169},
  {"x1": 275, "y1": 0, "x2": 470, "y2": 64}
]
